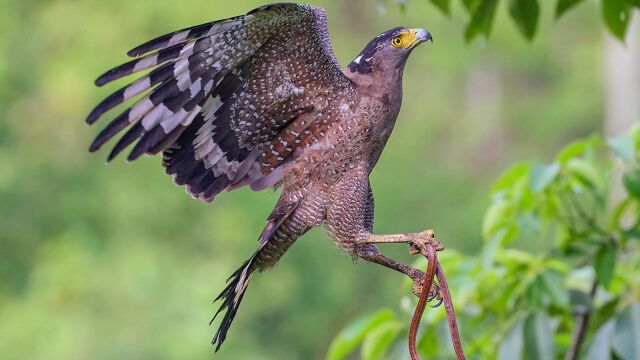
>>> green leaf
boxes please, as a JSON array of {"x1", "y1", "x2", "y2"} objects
[
  {"x1": 493, "y1": 162, "x2": 530, "y2": 192},
  {"x1": 631, "y1": 123, "x2": 640, "y2": 145},
  {"x1": 609, "y1": 198, "x2": 635, "y2": 229},
  {"x1": 612, "y1": 303, "x2": 640, "y2": 360},
  {"x1": 566, "y1": 158, "x2": 605, "y2": 191},
  {"x1": 509, "y1": 0, "x2": 540, "y2": 40},
  {"x1": 557, "y1": 135, "x2": 601, "y2": 164},
  {"x1": 530, "y1": 163, "x2": 560, "y2": 192},
  {"x1": 595, "y1": 244, "x2": 617, "y2": 288},
  {"x1": 499, "y1": 248, "x2": 536, "y2": 267},
  {"x1": 592, "y1": 298, "x2": 621, "y2": 331},
  {"x1": 481, "y1": 226, "x2": 519, "y2": 269},
  {"x1": 465, "y1": 0, "x2": 499, "y2": 41},
  {"x1": 498, "y1": 319, "x2": 524, "y2": 360},
  {"x1": 608, "y1": 133, "x2": 636, "y2": 161},
  {"x1": 524, "y1": 278, "x2": 543, "y2": 307},
  {"x1": 602, "y1": 0, "x2": 632, "y2": 40},
  {"x1": 360, "y1": 321, "x2": 402, "y2": 360},
  {"x1": 623, "y1": 169, "x2": 640, "y2": 198},
  {"x1": 556, "y1": 0, "x2": 587, "y2": 18},
  {"x1": 625, "y1": 0, "x2": 640, "y2": 8},
  {"x1": 428, "y1": 0, "x2": 450, "y2": 14},
  {"x1": 326, "y1": 309, "x2": 396, "y2": 360},
  {"x1": 585, "y1": 320, "x2": 615, "y2": 360},
  {"x1": 481, "y1": 229, "x2": 503, "y2": 270},
  {"x1": 538, "y1": 270, "x2": 569, "y2": 308},
  {"x1": 462, "y1": 0, "x2": 481, "y2": 13},
  {"x1": 482, "y1": 201, "x2": 515, "y2": 239},
  {"x1": 523, "y1": 312, "x2": 555, "y2": 360}
]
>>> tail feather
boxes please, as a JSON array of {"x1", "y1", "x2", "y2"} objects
[
  {"x1": 210, "y1": 256, "x2": 255, "y2": 351},
  {"x1": 210, "y1": 199, "x2": 302, "y2": 351}
]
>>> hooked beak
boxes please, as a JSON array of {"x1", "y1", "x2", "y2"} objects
[{"x1": 413, "y1": 28, "x2": 433, "y2": 45}]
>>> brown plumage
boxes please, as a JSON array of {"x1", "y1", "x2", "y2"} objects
[{"x1": 87, "y1": 2, "x2": 432, "y2": 351}]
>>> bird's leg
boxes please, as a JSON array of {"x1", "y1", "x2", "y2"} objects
[
  {"x1": 357, "y1": 230, "x2": 444, "y2": 302},
  {"x1": 356, "y1": 244, "x2": 423, "y2": 280},
  {"x1": 364, "y1": 230, "x2": 443, "y2": 248}
]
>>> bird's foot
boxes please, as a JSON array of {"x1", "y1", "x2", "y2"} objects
[
  {"x1": 408, "y1": 229, "x2": 444, "y2": 255},
  {"x1": 408, "y1": 230, "x2": 444, "y2": 307},
  {"x1": 411, "y1": 277, "x2": 443, "y2": 307}
]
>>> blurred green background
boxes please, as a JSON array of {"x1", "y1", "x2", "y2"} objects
[{"x1": 0, "y1": 0, "x2": 634, "y2": 359}]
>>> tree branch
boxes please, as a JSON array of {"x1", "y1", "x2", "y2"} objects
[
  {"x1": 564, "y1": 280, "x2": 598, "y2": 360},
  {"x1": 409, "y1": 243, "x2": 437, "y2": 360},
  {"x1": 436, "y1": 261, "x2": 465, "y2": 360},
  {"x1": 408, "y1": 233, "x2": 466, "y2": 360}
]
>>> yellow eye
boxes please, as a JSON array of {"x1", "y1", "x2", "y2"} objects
[{"x1": 391, "y1": 36, "x2": 403, "y2": 48}]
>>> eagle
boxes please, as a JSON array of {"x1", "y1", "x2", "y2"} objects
[{"x1": 87, "y1": 2, "x2": 433, "y2": 351}]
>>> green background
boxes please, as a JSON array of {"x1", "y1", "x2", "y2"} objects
[{"x1": 0, "y1": 0, "x2": 607, "y2": 358}]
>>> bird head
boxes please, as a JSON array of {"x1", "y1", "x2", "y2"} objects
[{"x1": 347, "y1": 27, "x2": 432, "y2": 75}]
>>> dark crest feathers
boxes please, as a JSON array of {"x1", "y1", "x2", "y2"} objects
[{"x1": 347, "y1": 26, "x2": 405, "y2": 74}]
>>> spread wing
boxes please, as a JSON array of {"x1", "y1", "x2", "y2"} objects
[{"x1": 88, "y1": 3, "x2": 352, "y2": 202}]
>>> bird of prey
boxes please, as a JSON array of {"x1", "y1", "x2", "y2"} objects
[{"x1": 87, "y1": 2, "x2": 433, "y2": 351}]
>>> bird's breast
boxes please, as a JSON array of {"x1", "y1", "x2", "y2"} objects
[{"x1": 279, "y1": 91, "x2": 401, "y2": 190}]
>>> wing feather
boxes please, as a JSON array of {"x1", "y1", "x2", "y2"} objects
[
  {"x1": 127, "y1": 16, "x2": 243, "y2": 57},
  {"x1": 88, "y1": 3, "x2": 352, "y2": 204}
]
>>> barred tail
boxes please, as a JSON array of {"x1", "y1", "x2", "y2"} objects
[
  {"x1": 210, "y1": 255, "x2": 256, "y2": 351},
  {"x1": 210, "y1": 199, "x2": 302, "y2": 351}
]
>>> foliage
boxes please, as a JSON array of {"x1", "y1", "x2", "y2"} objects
[
  {"x1": 422, "y1": 0, "x2": 640, "y2": 41},
  {"x1": 328, "y1": 125, "x2": 640, "y2": 359}
]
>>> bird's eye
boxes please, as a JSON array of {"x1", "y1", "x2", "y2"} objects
[{"x1": 391, "y1": 36, "x2": 403, "y2": 48}]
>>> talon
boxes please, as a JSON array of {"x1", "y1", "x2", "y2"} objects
[
  {"x1": 427, "y1": 283, "x2": 439, "y2": 302},
  {"x1": 409, "y1": 230, "x2": 443, "y2": 250},
  {"x1": 427, "y1": 283, "x2": 444, "y2": 307},
  {"x1": 428, "y1": 241, "x2": 444, "y2": 252},
  {"x1": 409, "y1": 243, "x2": 420, "y2": 255},
  {"x1": 416, "y1": 229, "x2": 444, "y2": 251},
  {"x1": 431, "y1": 298, "x2": 444, "y2": 308}
]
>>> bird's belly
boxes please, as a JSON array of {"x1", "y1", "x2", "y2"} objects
[{"x1": 281, "y1": 141, "x2": 361, "y2": 189}]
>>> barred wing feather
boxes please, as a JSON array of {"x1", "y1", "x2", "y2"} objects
[{"x1": 88, "y1": 3, "x2": 351, "y2": 202}]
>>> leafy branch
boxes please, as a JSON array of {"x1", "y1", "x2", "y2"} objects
[
  {"x1": 327, "y1": 125, "x2": 640, "y2": 359},
  {"x1": 419, "y1": 0, "x2": 640, "y2": 41}
]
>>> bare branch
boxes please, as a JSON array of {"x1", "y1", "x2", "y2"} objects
[
  {"x1": 408, "y1": 233, "x2": 466, "y2": 360},
  {"x1": 564, "y1": 280, "x2": 598, "y2": 360}
]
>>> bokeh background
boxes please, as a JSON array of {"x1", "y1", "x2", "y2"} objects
[{"x1": 1, "y1": 0, "x2": 638, "y2": 359}]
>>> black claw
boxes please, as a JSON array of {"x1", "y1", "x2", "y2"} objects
[
  {"x1": 426, "y1": 283, "x2": 443, "y2": 307},
  {"x1": 427, "y1": 284, "x2": 440, "y2": 302},
  {"x1": 430, "y1": 298, "x2": 444, "y2": 308}
]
